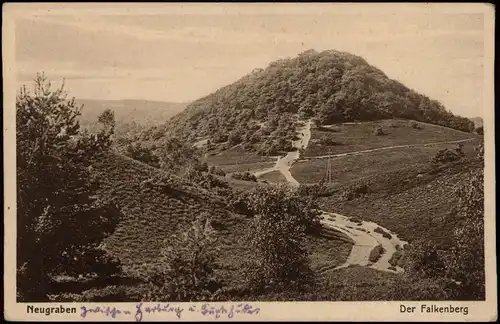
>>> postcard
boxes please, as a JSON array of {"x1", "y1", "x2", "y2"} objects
[{"x1": 3, "y1": 2, "x2": 497, "y2": 322}]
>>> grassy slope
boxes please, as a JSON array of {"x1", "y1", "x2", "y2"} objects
[
  {"x1": 293, "y1": 141, "x2": 479, "y2": 185},
  {"x1": 319, "y1": 159, "x2": 482, "y2": 248},
  {"x1": 74, "y1": 152, "x2": 352, "y2": 300},
  {"x1": 293, "y1": 120, "x2": 479, "y2": 185},
  {"x1": 93, "y1": 153, "x2": 242, "y2": 277},
  {"x1": 305, "y1": 119, "x2": 475, "y2": 157},
  {"x1": 205, "y1": 146, "x2": 276, "y2": 174}
]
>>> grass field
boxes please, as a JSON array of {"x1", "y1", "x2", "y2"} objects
[
  {"x1": 206, "y1": 146, "x2": 276, "y2": 174},
  {"x1": 292, "y1": 139, "x2": 480, "y2": 185},
  {"x1": 305, "y1": 119, "x2": 477, "y2": 157},
  {"x1": 318, "y1": 157, "x2": 482, "y2": 248}
]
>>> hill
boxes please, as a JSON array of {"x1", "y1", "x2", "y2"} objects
[
  {"x1": 146, "y1": 49, "x2": 474, "y2": 157},
  {"x1": 52, "y1": 151, "x2": 352, "y2": 301},
  {"x1": 75, "y1": 99, "x2": 188, "y2": 136}
]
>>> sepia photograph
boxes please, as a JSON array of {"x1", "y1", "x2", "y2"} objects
[{"x1": 3, "y1": 2, "x2": 497, "y2": 322}]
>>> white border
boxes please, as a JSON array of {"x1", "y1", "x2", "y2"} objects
[{"x1": 3, "y1": 3, "x2": 497, "y2": 322}]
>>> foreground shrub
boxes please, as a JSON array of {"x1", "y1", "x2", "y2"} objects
[
  {"x1": 431, "y1": 148, "x2": 461, "y2": 164},
  {"x1": 16, "y1": 74, "x2": 123, "y2": 301},
  {"x1": 243, "y1": 184, "x2": 320, "y2": 293},
  {"x1": 445, "y1": 169, "x2": 485, "y2": 300},
  {"x1": 144, "y1": 215, "x2": 223, "y2": 301}
]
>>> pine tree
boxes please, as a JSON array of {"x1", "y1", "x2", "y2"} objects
[{"x1": 16, "y1": 73, "x2": 122, "y2": 301}]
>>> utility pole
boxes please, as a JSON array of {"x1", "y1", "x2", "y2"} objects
[{"x1": 326, "y1": 149, "x2": 332, "y2": 184}]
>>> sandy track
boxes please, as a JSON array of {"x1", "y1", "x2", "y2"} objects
[{"x1": 252, "y1": 118, "x2": 409, "y2": 273}]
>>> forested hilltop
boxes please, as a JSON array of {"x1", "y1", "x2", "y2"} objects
[{"x1": 140, "y1": 49, "x2": 474, "y2": 155}]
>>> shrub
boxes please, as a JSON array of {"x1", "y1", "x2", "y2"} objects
[
  {"x1": 369, "y1": 245, "x2": 385, "y2": 263},
  {"x1": 318, "y1": 135, "x2": 341, "y2": 146},
  {"x1": 431, "y1": 148, "x2": 461, "y2": 164},
  {"x1": 208, "y1": 166, "x2": 226, "y2": 177},
  {"x1": 373, "y1": 227, "x2": 392, "y2": 239},
  {"x1": 231, "y1": 171, "x2": 257, "y2": 182},
  {"x1": 475, "y1": 126, "x2": 483, "y2": 135},
  {"x1": 144, "y1": 215, "x2": 223, "y2": 301},
  {"x1": 402, "y1": 239, "x2": 447, "y2": 279},
  {"x1": 373, "y1": 126, "x2": 385, "y2": 136},
  {"x1": 243, "y1": 184, "x2": 318, "y2": 293},
  {"x1": 409, "y1": 121, "x2": 423, "y2": 129},
  {"x1": 125, "y1": 143, "x2": 161, "y2": 167},
  {"x1": 444, "y1": 169, "x2": 485, "y2": 300},
  {"x1": 388, "y1": 249, "x2": 403, "y2": 267},
  {"x1": 341, "y1": 184, "x2": 369, "y2": 201}
]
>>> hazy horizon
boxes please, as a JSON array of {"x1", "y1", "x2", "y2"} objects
[{"x1": 14, "y1": 5, "x2": 487, "y2": 118}]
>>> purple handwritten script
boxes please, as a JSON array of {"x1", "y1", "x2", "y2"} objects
[
  {"x1": 201, "y1": 303, "x2": 261, "y2": 319},
  {"x1": 80, "y1": 306, "x2": 132, "y2": 319},
  {"x1": 80, "y1": 302, "x2": 260, "y2": 321}
]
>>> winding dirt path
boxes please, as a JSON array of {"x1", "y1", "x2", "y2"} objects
[
  {"x1": 252, "y1": 119, "x2": 411, "y2": 273},
  {"x1": 252, "y1": 120, "x2": 476, "y2": 273}
]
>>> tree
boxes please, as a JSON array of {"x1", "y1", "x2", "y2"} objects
[
  {"x1": 125, "y1": 143, "x2": 160, "y2": 167},
  {"x1": 445, "y1": 169, "x2": 485, "y2": 300},
  {"x1": 144, "y1": 215, "x2": 222, "y2": 301},
  {"x1": 243, "y1": 184, "x2": 320, "y2": 293},
  {"x1": 156, "y1": 136, "x2": 204, "y2": 175},
  {"x1": 97, "y1": 108, "x2": 116, "y2": 135},
  {"x1": 16, "y1": 73, "x2": 122, "y2": 301}
]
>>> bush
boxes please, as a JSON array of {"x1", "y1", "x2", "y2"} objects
[
  {"x1": 208, "y1": 166, "x2": 226, "y2": 177},
  {"x1": 231, "y1": 171, "x2": 257, "y2": 182},
  {"x1": 243, "y1": 184, "x2": 318, "y2": 293},
  {"x1": 373, "y1": 227, "x2": 392, "y2": 239},
  {"x1": 402, "y1": 239, "x2": 447, "y2": 279},
  {"x1": 373, "y1": 126, "x2": 385, "y2": 136},
  {"x1": 388, "y1": 249, "x2": 403, "y2": 267},
  {"x1": 318, "y1": 135, "x2": 341, "y2": 146},
  {"x1": 144, "y1": 216, "x2": 223, "y2": 301},
  {"x1": 341, "y1": 184, "x2": 369, "y2": 201},
  {"x1": 431, "y1": 148, "x2": 461, "y2": 164},
  {"x1": 474, "y1": 126, "x2": 483, "y2": 135},
  {"x1": 125, "y1": 143, "x2": 160, "y2": 167},
  {"x1": 409, "y1": 121, "x2": 423, "y2": 129},
  {"x1": 369, "y1": 245, "x2": 385, "y2": 263}
]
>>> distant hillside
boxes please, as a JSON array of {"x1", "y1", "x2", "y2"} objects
[
  {"x1": 76, "y1": 99, "x2": 188, "y2": 136},
  {"x1": 148, "y1": 49, "x2": 474, "y2": 155}
]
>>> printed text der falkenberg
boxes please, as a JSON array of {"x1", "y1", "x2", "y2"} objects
[{"x1": 400, "y1": 304, "x2": 469, "y2": 315}]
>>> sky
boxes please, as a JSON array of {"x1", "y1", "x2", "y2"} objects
[{"x1": 13, "y1": 4, "x2": 488, "y2": 118}]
